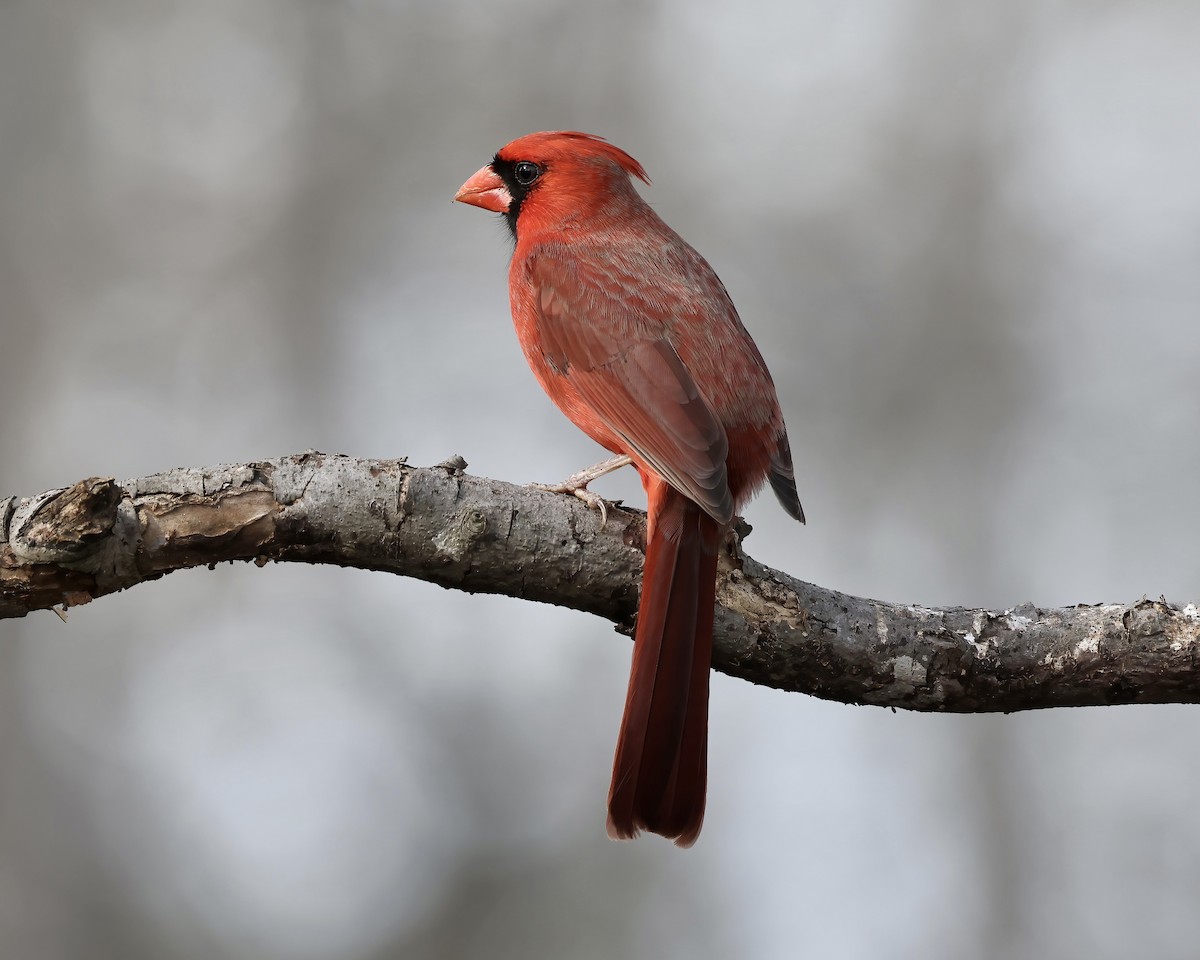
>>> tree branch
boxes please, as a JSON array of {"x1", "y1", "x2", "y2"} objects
[{"x1": 3, "y1": 453, "x2": 1197, "y2": 711}]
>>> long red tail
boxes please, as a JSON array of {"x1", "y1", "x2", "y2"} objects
[{"x1": 606, "y1": 482, "x2": 721, "y2": 847}]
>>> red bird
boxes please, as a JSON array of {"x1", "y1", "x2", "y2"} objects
[{"x1": 455, "y1": 132, "x2": 803, "y2": 846}]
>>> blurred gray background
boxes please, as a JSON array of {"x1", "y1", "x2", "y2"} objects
[{"x1": 2, "y1": 1, "x2": 1199, "y2": 958}]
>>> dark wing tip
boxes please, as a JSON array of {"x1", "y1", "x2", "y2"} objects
[
  {"x1": 770, "y1": 470, "x2": 806, "y2": 524},
  {"x1": 769, "y1": 434, "x2": 805, "y2": 524}
]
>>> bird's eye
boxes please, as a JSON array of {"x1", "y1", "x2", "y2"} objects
[{"x1": 514, "y1": 161, "x2": 541, "y2": 186}]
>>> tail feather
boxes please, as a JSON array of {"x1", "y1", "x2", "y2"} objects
[{"x1": 607, "y1": 483, "x2": 721, "y2": 846}]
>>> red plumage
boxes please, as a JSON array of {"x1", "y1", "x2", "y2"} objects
[{"x1": 455, "y1": 132, "x2": 803, "y2": 846}]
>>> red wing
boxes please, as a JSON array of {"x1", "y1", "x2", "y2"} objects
[{"x1": 531, "y1": 254, "x2": 733, "y2": 525}]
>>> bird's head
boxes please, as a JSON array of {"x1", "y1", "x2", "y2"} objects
[{"x1": 454, "y1": 131, "x2": 650, "y2": 240}]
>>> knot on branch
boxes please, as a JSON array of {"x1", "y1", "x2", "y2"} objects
[
  {"x1": 8, "y1": 478, "x2": 124, "y2": 564},
  {"x1": 433, "y1": 507, "x2": 489, "y2": 561}
]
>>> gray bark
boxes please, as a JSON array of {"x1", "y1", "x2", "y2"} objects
[{"x1": 2, "y1": 452, "x2": 1197, "y2": 712}]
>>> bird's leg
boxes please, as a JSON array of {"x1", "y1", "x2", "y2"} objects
[{"x1": 530, "y1": 455, "x2": 633, "y2": 526}]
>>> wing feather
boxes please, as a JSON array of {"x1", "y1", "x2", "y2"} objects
[{"x1": 532, "y1": 253, "x2": 734, "y2": 524}]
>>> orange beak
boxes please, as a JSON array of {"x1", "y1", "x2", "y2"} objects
[{"x1": 454, "y1": 165, "x2": 512, "y2": 213}]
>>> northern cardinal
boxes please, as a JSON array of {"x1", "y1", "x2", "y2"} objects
[{"x1": 455, "y1": 132, "x2": 803, "y2": 846}]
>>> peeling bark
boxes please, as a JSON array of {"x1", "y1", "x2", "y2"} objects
[{"x1": 2, "y1": 453, "x2": 1198, "y2": 712}]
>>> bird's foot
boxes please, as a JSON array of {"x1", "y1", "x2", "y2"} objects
[{"x1": 529, "y1": 455, "x2": 633, "y2": 527}]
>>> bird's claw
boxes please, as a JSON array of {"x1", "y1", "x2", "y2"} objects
[
  {"x1": 573, "y1": 486, "x2": 610, "y2": 526},
  {"x1": 529, "y1": 455, "x2": 633, "y2": 527},
  {"x1": 530, "y1": 479, "x2": 614, "y2": 526}
]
